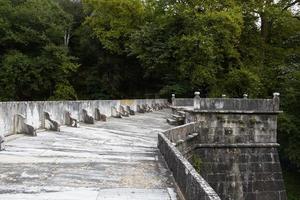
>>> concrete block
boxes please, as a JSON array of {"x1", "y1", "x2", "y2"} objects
[
  {"x1": 143, "y1": 104, "x2": 153, "y2": 112},
  {"x1": 119, "y1": 105, "x2": 129, "y2": 117},
  {"x1": 151, "y1": 103, "x2": 158, "y2": 111},
  {"x1": 156, "y1": 103, "x2": 165, "y2": 110},
  {"x1": 0, "y1": 135, "x2": 5, "y2": 151},
  {"x1": 126, "y1": 106, "x2": 135, "y2": 115},
  {"x1": 44, "y1": 112, "x2": 60, "y2": 131},
  {"x1": 13, "y1": 114, "x2": 36, "y2": 136},
  {"x1": 95, "y1": 108, "x2": 107, "y2": 121},
  {"x1": 64, "y1": 111, "x2": 78, "y2": 127},
  {"x1": 111, "y1": 106, "x2": 122, "y2": 118},
  {"x1": 137, "y1": 105, "x2": 145, "y2": 113},
  {"x1": 81, "y1": 109, "x2": 94, "y2": 124}
]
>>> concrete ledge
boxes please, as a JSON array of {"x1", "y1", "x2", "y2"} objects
[
  {"x1": 158, "y1": 133, "x2": 221, "y2": 200},
  {"x1": 0, "y1": 135, "x2": 5, "y2": 151},
  {"x1": 13, "y1": 114, "x2": 36, "y2": 136},
  {"x1": 194, "y1": 143, "x2": 280, "y2": 148},
  {"x1": 184, "y1": 109, "x2": 283, "y2": 115},
  {"x1": 173, "y1": 98, "x2": 279, "y2": 112}
]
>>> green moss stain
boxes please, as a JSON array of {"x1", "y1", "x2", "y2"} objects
[{"x1": 192, "y1": 154, "x2": 202, "y2": 173}]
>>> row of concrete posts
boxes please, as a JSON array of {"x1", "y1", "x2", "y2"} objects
[{"x1": 0, "y1": 102, "x2": 169, "y2": 151}]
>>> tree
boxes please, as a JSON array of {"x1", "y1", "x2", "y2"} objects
[
  {"x1": 129, "y1": 0, "x2": 243, "y2": 96},
  {"x1": 0, "y1": 0, "x2": 78, "y2": 100}
]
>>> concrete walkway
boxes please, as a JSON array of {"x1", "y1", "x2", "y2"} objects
[{"x1": 0, "y1": 110, "x2": 180, "y2": 200}]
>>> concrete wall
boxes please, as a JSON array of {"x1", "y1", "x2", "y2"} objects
[
  {"x1": 173, "y1": 98, "x2": 277, "y2": 112},
  {"x1": 158, "y1": 132, "x2": 221, "y2": 200},
  {"x1": 194, "y1": 147, "x2": 286, "y2": 200},
  {"x1": 185, "y1": 112, "x2": 278, "y2": 144},
  {"x1": 162, "y1": 102, "x2": 287, "y2": 200},
  {"x1": 174, "y1": 98, "x2": 194, "y2": 106},
  {"x1": 0, "y1": 99, "x2": 167, "y2": 137}
]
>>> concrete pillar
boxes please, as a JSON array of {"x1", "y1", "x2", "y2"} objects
[
  {"x1": 0, "y1": 135, "x2": 5, "y2": 151},
  {"x1": 171, "y1": 94, "x2": 176, "y2": 106},
  {"x1": 273, "y1": 92, "x2": 280, "y2": 111},
  {"x1": 243, "y1": 94, "x2": 248, "y2": 99},
  {"x1": 194, "y1": 91, "x2": 201, "y2": 110}
]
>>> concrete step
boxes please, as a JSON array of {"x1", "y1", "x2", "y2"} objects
[
  {"x1": 177, "y1": 111, "x2": 186, "y2": 117},
  {"x1": 166, "y1": 118, "x2": 184, "y2": 126},
  {"x1": 166, "y1": 118, "x2": 178, "y2": 125},
  {"x1": 171, "y1": 114, "x2": 184, "y2": 120}
]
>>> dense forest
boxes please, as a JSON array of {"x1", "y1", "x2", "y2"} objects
[{"x1": 0, "y1": 0, "x2": 299, "y2": 197}]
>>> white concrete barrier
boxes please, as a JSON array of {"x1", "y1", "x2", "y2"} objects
[{"x1": 0, "y1": 99, "x2": 168, "y2": 137}]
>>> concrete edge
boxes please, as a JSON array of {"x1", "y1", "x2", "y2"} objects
[{"x1": 158, "y1": 132, "x2": 221, "y2": 200}]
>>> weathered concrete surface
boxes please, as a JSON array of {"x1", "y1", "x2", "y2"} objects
[
  {"x1": 0, "y1": 99, "x2": 167, "y2": 137},
  {"x1": 0, "y1": 110, "x2": 180, "y2": 200}
]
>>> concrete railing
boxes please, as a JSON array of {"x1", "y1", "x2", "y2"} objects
[
  {"x1": 0, "y1": 99, "x2": 167, "y2": 137},
  {"x1": 171, "y1": 93, "x2": 280, "y2": 112},
  {"x1": 158, "y1": 131, "x2": 221, "y2": 200}
]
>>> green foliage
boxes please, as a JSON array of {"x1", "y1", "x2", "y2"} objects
[
  {"x1": 83, "y1": 0, "x2": 145, "y2": 54},
  {"x1": 221, "y1": 68, "x2": 263, "y2": 98},
  {"x1": 129, "y1": 0, "x2": 243, "y2": 96},
  {"x1": 0, "y1": 0, "x2": 299, "y2": 173},
  {"x1": 283, "y1": 170, "x2": 300, "y2": 200},
  {"x1": 0, "y1": 0, "x2": 78, "y2": 100},
  {"x1": 192, "y1": 154, "x2": 202, "y2": 173},
  {"x1": 50, "y1": 81, "x2": 77, "y2": 100}
]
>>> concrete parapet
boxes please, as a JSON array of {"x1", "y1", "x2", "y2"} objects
[
  {"x1": 64, "y1": 111, "x2": 78, "y2": 127},
  {"x1": 172, "y1": 96, "x2": 281, "y2": 112},
  {"x1": 44, "y1": 112, "x2": 60, "y2": 131},
  {"x1": 13, "y1": 114, "x2": 36, "y2": 136},
  {"x1": 0, "y1": 135, "x2": 5, "y2": 151},
  {"x1": 161, "y1": 105, "x2": 287, "y2": 200},
  {"x1": 158, "y1": 132, "x2": 221, "y2": 200},
  {"x1": 0, "y1": 98, "x2": 167, "y2": 138}
]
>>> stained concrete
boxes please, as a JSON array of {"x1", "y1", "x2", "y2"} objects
[{"x1": 0, "y1": 110, "x2": 180, "y2": 200}]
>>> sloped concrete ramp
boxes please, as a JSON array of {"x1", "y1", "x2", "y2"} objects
[{"x1": 0, "y1": 110, "x2": 180, "y2": 200}]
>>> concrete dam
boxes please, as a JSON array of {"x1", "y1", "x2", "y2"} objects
[{"x1": 0, "y1": 95, "x2": 286, "y2": 200}]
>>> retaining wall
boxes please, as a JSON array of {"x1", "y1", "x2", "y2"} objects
[
  {"x1": 161, "y1": 96, "x2": 287, "y2": 200},
  {"x1": 158, "y1": 132, "x2": 221, "y2": 200},
  {"x1": 0, "y1": 99, "x2": 167, "y2": 137}
]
